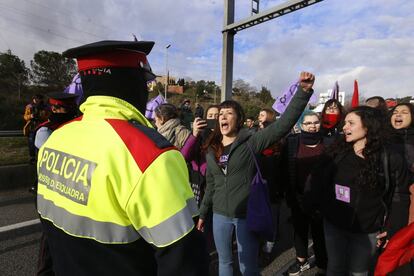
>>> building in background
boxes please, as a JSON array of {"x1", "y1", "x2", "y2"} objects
[
  {"x1": 155, "y1": 75, "x2": 184, "y2": 94},
  {"x1": 312, "y1": 90, "x2": 346, "y2": 112}
]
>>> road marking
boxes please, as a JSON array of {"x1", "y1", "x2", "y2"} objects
[{"x1": 0, "y1": 219, "x2": 40, "y2": 233}]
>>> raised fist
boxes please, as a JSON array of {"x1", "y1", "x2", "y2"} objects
[{"x1": 299, "y1": 72, "x2": 315, "y2": 92}]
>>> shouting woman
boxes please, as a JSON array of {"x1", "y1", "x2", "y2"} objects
[{"x1": 197, "y1": 72, "x2": 315, "y2": 276}]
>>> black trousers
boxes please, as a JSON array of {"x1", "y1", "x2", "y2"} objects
[
  {"x1": 37, "y1": 233, "x2": 54, "y2": 276},
  {"x1": 291, "y1": 205, "x2": 327, "y2": 269}
]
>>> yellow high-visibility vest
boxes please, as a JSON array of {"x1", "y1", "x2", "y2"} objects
[{"x1": 37, "y1": 95, "x2": 198, "y2": 247}]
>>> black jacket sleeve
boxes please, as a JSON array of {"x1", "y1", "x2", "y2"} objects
[
  {"x1": 387, "y1": 151, "x2": 413, "y2": 237},
  {"x1": 154, "y1": 228, "x2": 209, "y2": 276}
]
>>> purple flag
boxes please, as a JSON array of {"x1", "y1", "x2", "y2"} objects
[
  {"x1": 145, "y1": 94, "x2": 166, "y2": 119},
  {"x1": 64, "y1": 73, "x2": 83, "y2": 105},
  {"x1": 272, "y1": 81, "x2": 299, "y2": 114},
  {"x1": 309, "y1": 91, "x2": 318, "y2": 105},
  {"x1": 330, "y1": 81, "x2": 339, "y2": 100}
]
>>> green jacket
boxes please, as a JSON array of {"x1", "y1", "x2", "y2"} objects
[{"x1": 199, "y1": 86, "x2": 312, "y2": 219}]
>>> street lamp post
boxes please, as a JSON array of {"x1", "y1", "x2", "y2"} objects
[{"x1": 165, "y1": 44, "x2": 171, "y2": 101}]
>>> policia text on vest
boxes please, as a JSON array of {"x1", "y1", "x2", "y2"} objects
[{"x1": 38, "y1": 147, "x2": 97, "y2": 205}]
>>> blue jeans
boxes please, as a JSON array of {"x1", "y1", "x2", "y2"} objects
[
  {"x1": 324, "y1": 220, "x2": 378, "y2": 276},
  {"x1": 213, "y1": 213, "x2": 259, "y2": 276}
]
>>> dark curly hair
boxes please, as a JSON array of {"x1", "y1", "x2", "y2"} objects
[
  {"x1": 203, "y1": 100, "x2": 245, "y2": 161},
  {"x1": 332, "y1": 106, "x2": 387, "y2": 190}
]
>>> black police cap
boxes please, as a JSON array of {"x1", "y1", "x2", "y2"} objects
[
  {"x1": 63, "y1": 40, "x2": 155, "y2": 58},
  {"x1": 47, "y1": 92, "x2": 79, "y2": 107}
]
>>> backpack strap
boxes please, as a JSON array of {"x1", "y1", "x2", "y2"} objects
[{"x1": 246, "y1": 142, "x2": 264, "y2": 180}]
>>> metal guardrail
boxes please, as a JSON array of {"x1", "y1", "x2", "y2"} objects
[{"x1": 0, "y1": 130, "x2": 24, "y2": 137}]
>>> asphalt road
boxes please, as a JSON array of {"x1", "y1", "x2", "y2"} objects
[
  {"x1": 0, "y1": 188, "x2": 40, "y2": 276},
  {"x1": 0, "y1": 232, "x2": 40, "y2": 276},
  {"x1": 0, "y1": 188, "x2": 319, "y2": 276}
]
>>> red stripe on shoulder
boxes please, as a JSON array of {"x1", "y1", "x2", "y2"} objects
[{"x1": 106, "y1": 119, "x2": 176, "y2": 172}]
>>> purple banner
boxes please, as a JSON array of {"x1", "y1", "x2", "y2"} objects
[
  {"x1": 145, "y1": 94, "x2": 166, "y2": 119},
  {"x1": 272, "y1": 81, "x2": 299, "y2": 114},
  {"x1": 309, "y1": 91, "x2": 318, "y2": 105},
  {"x1": 63, "y1": 73, "x2": 83, "y2": 105}
]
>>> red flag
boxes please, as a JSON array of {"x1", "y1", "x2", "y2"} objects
[{"x1": 351, "y1": 80, "x2": 359, "y2": 107}]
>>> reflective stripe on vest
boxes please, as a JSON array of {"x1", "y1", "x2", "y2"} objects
[
  {"x1": 38, "y1": 193, "x2": 139, "y2": 243},
  {"x1": 38, "y1": 193, "x2": 198, "y2": 246},
  {"x1": 138, "y1": 197, "x2": 198, "y2": 247}
]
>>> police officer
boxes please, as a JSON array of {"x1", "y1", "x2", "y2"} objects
[
  {"x1": 35, "y1": 92, "x2": 79, "y2": 150},
  {"x1": 34, "y1": 92, "x2": 79, "y2": 276},
  {"x1": 31, "y1": 92, "x2": 79, "y2": 199},
  {"x1": 36, "y1": 40, "x2": 208, "y2": 275}
]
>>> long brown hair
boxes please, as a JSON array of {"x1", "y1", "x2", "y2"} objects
[
  {"x1": 331, "y1": 106, "x2": 386, "y2": 190},
  {"x1": 259, "y1": 108, "x2": 276, "y2": 122},
  {"x1": 203, "y1": 100, "x2": 245, "y2": 161}
]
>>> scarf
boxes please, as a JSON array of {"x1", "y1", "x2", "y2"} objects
[
  {"x1": 157, "y1": 118, "x2": 191, "y2": 150},
  {"x1": 300, "y1": 130, "x2": 322, "y2": 145},
  {"x1": 322, "y1": 113, "x2": 340, "y2": 129}
]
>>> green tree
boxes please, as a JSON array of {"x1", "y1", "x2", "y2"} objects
[
  {"x1": 233, "y1": 79, "x2": 253, "y2": 95},
  {"x1": 177, "y1": 78, "x2": 185, "y2": 86},
  {"x1": 195, "y1": 80, "x2": 207, "y2": 98},
  {"x1": 0, "y1": 50, "x2": 29, "y2": 98},
  {"x1": 154, "y1": 81, "x2": 165, "y2": 94},
  {"x1": 256, "y1": 86, "x2": 274, "y2": 105},
  {"x1": 30, "y1": 50, "x2": 76, "y2": 89},
  {"x1": 204, "y1": 81, "x2": 217, "y2": 94},
  {"x1": 233, "y1": 94, "x2": 263, "y2": 119}
]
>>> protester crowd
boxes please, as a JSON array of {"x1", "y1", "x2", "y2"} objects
[{"x1": 24, "y1": 39, "x2": 414, "y2": 276}]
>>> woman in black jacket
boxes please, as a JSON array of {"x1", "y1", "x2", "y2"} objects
[
  {"x1": 389, "y1": 103, "x2": 414, "y2": 225},
  {"x1": 308, "y1": 106, "x2": 412, "y2": 276}
]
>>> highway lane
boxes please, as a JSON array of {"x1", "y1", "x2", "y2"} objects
[
  {"x1": 0, "y1": 188, "x2": 40, "y2": 276},
  {"x1": 0, "y1": 187, "x2": 318, "y2": 275},
  {"x1": 0, "y1": 188, "x2": 38, "y2": 227},
  {"x1": 0, "y1": 232, "x2": 40, "y2": 276}
]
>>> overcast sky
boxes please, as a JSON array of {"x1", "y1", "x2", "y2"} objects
[{"x1": 0, "y1": 0, "x2": 413, "y2": 100}]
